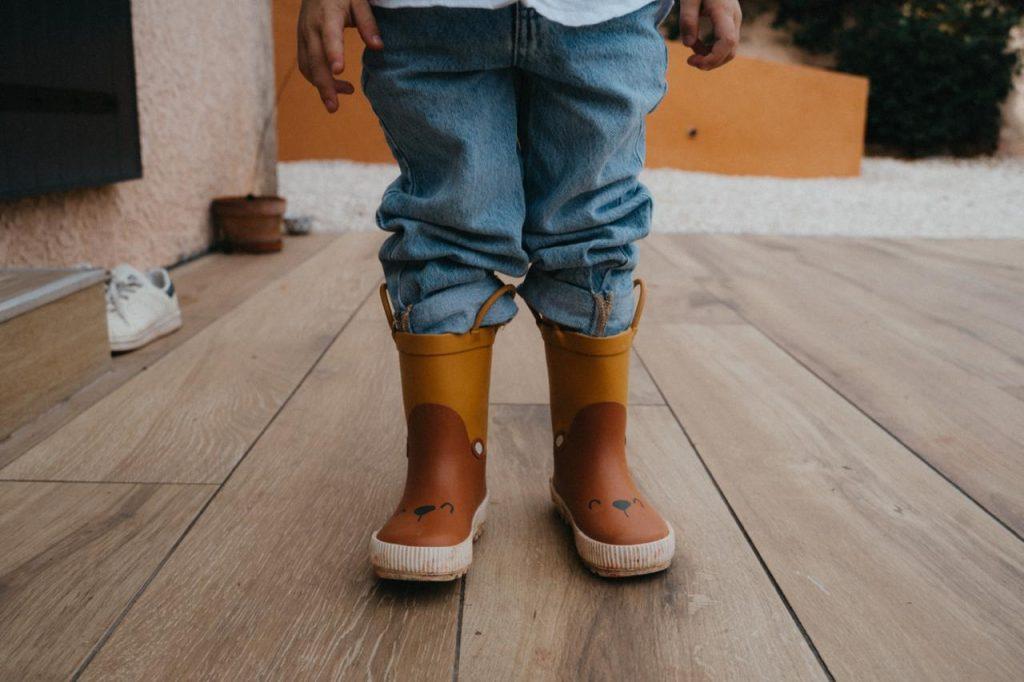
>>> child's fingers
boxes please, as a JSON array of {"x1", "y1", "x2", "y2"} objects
[
  {"x1": 715, "y1": 3, "x2": 741, "y2": 48},
  {"x1": 351, "y1": 0, "x2": 383, "y2": 50},
  {"x1": 691, "y1": 38, "x2": 712, "y2": 56},
  {"x1": 690, "y1": 5, "x2": 738, "y2": 70},
  {"x1": 320, "y1": 11, "x2": 346, "y2": 76},
  {"x1": 679, "y1": 0, "x2": 700, "y2": 47},
  {"x1": 333, "y1": 79, "x2": 356, "y2": 95},
  {"x1": 297, "y1": 30, "x2": 311, "y2": 81},
  {"x1": 305, "y1": 33, "x2": 341, "y2": 112}
]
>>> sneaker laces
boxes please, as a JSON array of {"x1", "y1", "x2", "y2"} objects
[{"x1": 105, "y1": 275, "x2": 143, "y2": 321}]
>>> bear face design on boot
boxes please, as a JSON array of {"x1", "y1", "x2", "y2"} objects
[
  {"x1": 375, "y1": 404, "x2": 486, "y2": 548},
  {"x1": 537, "y1": 280, "x2": 674, "y2": 578},
  {"x1": 370, "y1": 284, "x2": 512, "y2": 581}
]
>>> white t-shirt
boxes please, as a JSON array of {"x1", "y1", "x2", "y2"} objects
[{"x1": 370, "y1": 0, "x2": 674, "y2": 28}]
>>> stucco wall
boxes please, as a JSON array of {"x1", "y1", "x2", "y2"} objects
[{"x1": 0, "y1": 0, "x2": 278, "y2": 269}]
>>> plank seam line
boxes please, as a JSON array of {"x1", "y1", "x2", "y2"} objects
[
  {"x1": 70, "y1": 281, "x2": 381, "y2": 680},
  {"x1": 726, "y1": 307, "x2": 1024, "y2": 547},
  {"x1": 0, "y1": 478, "x2": 218, "y2": 486},
  {"x1": 488, "y1": 401, "x2": 665, "y2": 407},
  {"x1": 632, "y1": 347, "x2": 836, "y2": 681},
  {"x1": 452, "y1": 575, "x2": 467, "y2": 682}
]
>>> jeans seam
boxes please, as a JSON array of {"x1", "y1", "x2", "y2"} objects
[
  {"x1": 519, "y1": 74, "x2": 536, "y2": 184},
  {"x1": 633, "y1": 120, "x2": 647, "y2": 167},
  {"x1": 377, "y1": 117, "x2": 415, "y2": 194},
  {"x1": 512, "y1": 2, "x2": 520, "y2": 66},
  {"x1": 397, "y1": 305, "x2": 412, "y2": 332},
  {"x1": 592, "y1": 291, "x2": 612, "y2": 336}
]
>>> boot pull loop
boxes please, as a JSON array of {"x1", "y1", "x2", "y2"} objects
[
  {"x1": 630, "y1": 279, "x2": 647, "y2": 331},
  {"x1": 379, "y1": 283, "x2": 396, "y2": 330},
  {"x1": 472, "y1": 284, "x2": 517, "y2": 331}
]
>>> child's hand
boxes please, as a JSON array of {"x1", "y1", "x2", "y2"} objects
[
  {"x1": 297, "y1": 0, "x2": 383, "y2": 113},
  {"x1": 679, "y1": 0, "x2": 742, "y2": 71}
]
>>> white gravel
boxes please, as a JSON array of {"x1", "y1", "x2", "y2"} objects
[{"x1": 279, "y1": 157, "x2": 1024, "y2": 238}]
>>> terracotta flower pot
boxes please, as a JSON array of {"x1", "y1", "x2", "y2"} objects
[{"x1": 211, "y1": 195, "x2": 286, "y2": 253}]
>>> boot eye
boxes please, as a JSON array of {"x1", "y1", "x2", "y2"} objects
[{"x1": 554, "y1": 433, "x2": 565, "y2": 448}]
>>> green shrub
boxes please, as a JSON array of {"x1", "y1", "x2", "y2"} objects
[{"x1": 773, "y1": 1, "x2": 1022, "y2": 157}]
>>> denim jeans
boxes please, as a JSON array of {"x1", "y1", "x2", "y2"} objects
[{"x1": 363, "y1": 1, "x2": 670, "y2": 335}]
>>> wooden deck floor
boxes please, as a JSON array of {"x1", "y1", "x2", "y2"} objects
[{"x1": 2, "y1": 233, "x2": 1023, "y2": 680}]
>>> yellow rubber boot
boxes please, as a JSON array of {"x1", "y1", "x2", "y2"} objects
[
  {"x1": 370, "y1": 284, "x2": 513, "y2": 581},
  {"x1": 537, "y1": 280, "x2": 674, "y2": 577}
]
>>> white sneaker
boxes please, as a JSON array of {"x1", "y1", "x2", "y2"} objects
[{"x1": 105, "y1": 264, "x2": 182, "y2": 352}]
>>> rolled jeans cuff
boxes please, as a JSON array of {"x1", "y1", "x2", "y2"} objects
[
  {"x1": 387, "y1": 277, "x2": 518, "y2": 334},
  {"x1": 518, "y1": 269, "x2": 636, "y2": 337}
]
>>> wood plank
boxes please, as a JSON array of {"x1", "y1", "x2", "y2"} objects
[
  {"x1": 0, "y1": 234, "x2": 338, "y2": 471},
  {"x1": 459, "y1": 404, "x2": 825, "y2": 680},
  {"x1": 636, "y1": 241, "x2": 744, "y2": 325},
  {"x1": 0, "y1": 267, "x2": 105, "y2": 323},
  {"x1": 491, "y1": 314, "x2": 663, "y2": 406},
  {"x1": 0, "y1": 283, "x2": 111, "y2": 440},
  {"x1": 882, "y1": 238, "x2": 1024, "y2": 286},
  {"x1": 636, "y1": 323, "x2": 1024, "y2": 680},
  {"x1": 874, "y1": 238, "x2": 1024, "y2": 302},
  {"x1": 0, "y1": 269, "x2": 70, "y2": 306},
  {"x1": 0, "y1": 481, "x2": 213, "y2": 679},
  {"x1": 1, "y1": 232, "x2": 381, "y2": 483},
  {"x1": 659, "y1": 234, "x2": 1024, "y2": 536},
  {"x1": 639, "y1": 236, "x2": 713, "y2": 280},
  {"x1": 82, "y1": 321, "x2": 459, "y2": 680},
  {"x1": 171, "y1": 233, "x2": 340, "y2": 323},
  {"x1": 770, "y1": 236, "x2": 1024, "y2": 383}
]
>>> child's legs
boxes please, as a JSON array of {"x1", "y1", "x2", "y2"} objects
[
  {"x1": 363, "y1": 7, "x2": 526, "y2": 334},
  {"x1": 515, "y1": 2, "x2": 669, "y2": 336}
]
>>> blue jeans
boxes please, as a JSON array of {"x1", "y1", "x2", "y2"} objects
[{"x1": 363, "y1": 1, "x2": 670, "y2": 335}]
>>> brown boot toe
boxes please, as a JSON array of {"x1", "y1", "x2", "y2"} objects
[
  {"x1": 552, "y1": 482, "x2": 674, "y2": 578},
  {"x1": 376, "y1": 500, "x2": 480, "y2": 547},
  {"x1": 566, "y1": 493, "x2": 671, "y2": 546},
  {"x1": 371, "y1": 496, "x2": 488, "y2": 581}
]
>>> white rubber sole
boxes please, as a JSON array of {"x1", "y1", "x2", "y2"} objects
[
  {"x1": 551, "y1": 482, "x2": 674, "y2": 578},
  {"x1": 370, "y1": 496, "x2": 488, "y2": 582},
  {"x1": 110, "y1": 310, "x2": 183, "y2": 352}
]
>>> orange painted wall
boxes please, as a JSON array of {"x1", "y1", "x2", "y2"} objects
[
  {"x1": 274, "y1": 1, "x2": 391, "y2": 164},
  {"x1": 649, "y1": 42, "x2": 868, "y2": 177},
  {"x1": 274, "y1": 2, "x2": 868, "y2": 177}
]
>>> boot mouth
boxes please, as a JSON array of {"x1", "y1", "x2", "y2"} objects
[
  {"x1": 537, "y1": 321, "x2": 635, "y2": 356},
  {"x1": 392, "y1": 326, "x2": 499, "y2": 356}
]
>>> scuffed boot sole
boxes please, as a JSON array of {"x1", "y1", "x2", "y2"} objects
[
  {"x1": 550, "y1": 483, "x2": 674, "y2": 578},
  {"x1": 370, "y1": 496, "x2": 487, "y2": 582}
]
